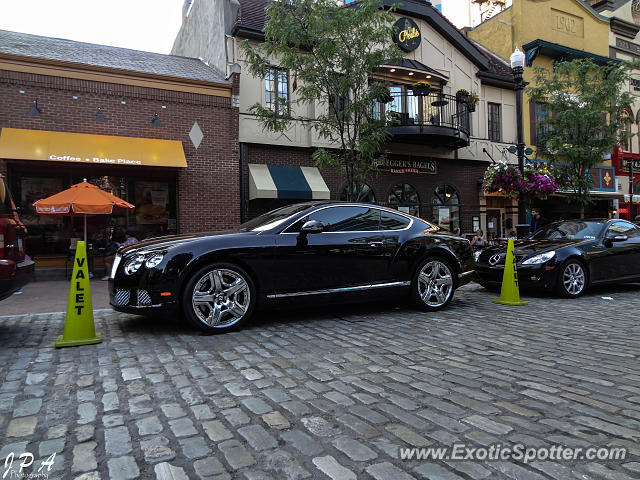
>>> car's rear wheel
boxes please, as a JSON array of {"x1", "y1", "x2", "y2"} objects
[
  {"x1": 557, "y1": 259, "x2": 587, "y2": 298},
  {"x1": 412, "y1": 257, "x2": 455, "y2": 311},
  {"x1": 182, "y1": 263, "x2": 255, "y2": 333}
]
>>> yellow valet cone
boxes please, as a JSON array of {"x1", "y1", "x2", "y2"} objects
[
  {"x1": 55, "y1": 241, "x2": 102, "y2": 347},
  {"x1": 493, "y1": 238, "x2": 528, "y2": 306}
]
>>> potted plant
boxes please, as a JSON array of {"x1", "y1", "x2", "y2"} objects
[
  {"x1": 467, "y1": 93, "x2": 479, "y2": 112},
  {"x1": 522, "y1": 166, "x2": 558, "y2": 200},
  {"x1": 411, "y1": 81, "x2": 431, "y2": 96},
  {"x1": 482, "y1": 160, "x2": 523, "y2": 198},
  {"x1": 456, "y1": 88, "x2": 470, "y2": 102},
  {"x1": 375, "y1": 87, "x2": 393, "y2": 104}
]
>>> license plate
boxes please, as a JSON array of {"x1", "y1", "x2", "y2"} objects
[{"x1": 110, "y1": 254, "x2": 121, "y2": 279}]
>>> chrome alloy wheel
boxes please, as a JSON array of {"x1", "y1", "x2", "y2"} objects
[
  {"x1": 417, "y1": 260, "x2": 453, "y2": 307},
  {"x1": 563, "y1": 263, "x2": 585, "y2": 296},
  {"x1": 191, "y1": 269, "x2": 250, "y2": 327}
]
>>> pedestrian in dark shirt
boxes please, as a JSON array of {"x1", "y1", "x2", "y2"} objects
[{"x1": 530, "y1": 208, "x2": 549, "y2": 233}]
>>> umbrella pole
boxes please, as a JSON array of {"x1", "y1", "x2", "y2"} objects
[{"x1": 84, "y1": 215, "x2": 87, "y2": 244}]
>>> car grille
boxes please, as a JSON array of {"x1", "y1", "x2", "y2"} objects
[
  {"x1": 137, "y1": 289, "x2": 152, "y2": 305},
  {"x1": 113, "y1": 289, "x2": 131, "y2": 306}
]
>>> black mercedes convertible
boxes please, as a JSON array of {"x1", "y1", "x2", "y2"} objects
[
  {"x1": 109, "y1": 202, "x2": 475, "y2": 333},
  {"x1": 476, "y1": 219, "x2": 640, "y2": 297}
]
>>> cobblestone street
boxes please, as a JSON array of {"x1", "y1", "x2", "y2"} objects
[{"x1": 1, "y1": 282, "x2": 639, "y2": 480}]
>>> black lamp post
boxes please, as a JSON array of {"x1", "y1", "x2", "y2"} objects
[{"x1": 510, "y1": 47, "x2": 528, "y2": 237}]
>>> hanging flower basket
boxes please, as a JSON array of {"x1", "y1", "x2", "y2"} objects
[
  {"x1": 456, "y1": 89, "x2": 470, "y2": 102},
  {"x1": 411, "y1": 81, "x2": 431, "y2": 96},
  {"x1": 522, "y1": 166, "x2": 558, "y2": 200},
  {"x1": 377, "y1": 92, "x2": 394, "y2": 103},
  {"x1": 482, "y1": 161, "x2": 523, "y2": 198},
  {"x1": 467, "y1": 93, "x2": 479, "y2": 112}
]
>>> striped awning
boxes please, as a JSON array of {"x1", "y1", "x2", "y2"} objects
[{"x1": 249, "y1": 164, "x2": 330, "y2": 200}]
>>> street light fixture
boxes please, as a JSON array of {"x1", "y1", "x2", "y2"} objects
[{"x1": 510, "y1": 46, "x2": 528, "y2": 236}]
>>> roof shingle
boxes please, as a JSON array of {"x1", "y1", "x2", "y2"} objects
[{"x1": 0, "y1": 29, "x2": 229, "y2": 85}]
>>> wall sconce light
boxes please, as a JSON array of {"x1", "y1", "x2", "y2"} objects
[
  {"x1": 94, "y1": 107, "x2": 106, "y2": 122},
  {"x1": 28, "y1": 99, "x2": 41, "y2": 117},
  {"x1": 151, "y1": 112, "x2": 162, "y2": 127},
  {"x1": 389, "y1": 68, "x2": 396, "y2": 73},
  {"x1": 408, "y1": 72, "x2": 414, "y2": 76}
]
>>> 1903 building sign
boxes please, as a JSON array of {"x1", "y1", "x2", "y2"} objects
[
  {"x1": 374, "y1": 157, "x2": 436, "y2": 174},
  {"x1": 393, "y1": 18, "x2": 421, "y2": 52}
]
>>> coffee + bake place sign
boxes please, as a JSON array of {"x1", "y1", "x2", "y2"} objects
[{"x1": 393, "y1": 17, "x2": 421, "y2": 52}]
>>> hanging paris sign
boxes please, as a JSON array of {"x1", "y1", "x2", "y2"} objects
[{"x1": 393, "y1": 17, "x2": 421, "y2": 52}]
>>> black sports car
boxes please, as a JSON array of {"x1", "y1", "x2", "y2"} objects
[
  {"x1": 109, "y1": 202, "x2": 475, "y2": 333},
  {"x1": 476, "y1": 219, "x2": 640, "y2": 297}
]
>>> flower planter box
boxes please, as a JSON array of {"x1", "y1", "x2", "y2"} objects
[{"x1": 411, "y1": 86, "x2": 431, "y2": 96}]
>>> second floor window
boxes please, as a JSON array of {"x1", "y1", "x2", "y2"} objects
[
  {"x1": 265, "y1": 67, "x2": 288, "y2": 114},
  {"x1": 488, "y1": 102, "x2": 501, "y2": 142}
]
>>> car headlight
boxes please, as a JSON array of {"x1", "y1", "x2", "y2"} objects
[
  {"x1": 124, "y1": 254, "x2": 146, "y2": 275},
  {"x1": 145, "y1": 254, "x2": 164, "y2": 269},
  {"x1": 522, "y1": 251, "x2": 556, "y2": 265},
  {"x1": 474, "y1": 250, "x2": 481, "y2": 262}
]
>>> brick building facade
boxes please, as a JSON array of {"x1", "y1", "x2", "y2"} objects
[
  {"x1": 0, "y1": 30, "x2": 239, "y2": 267},
  {"x1": 174, "y1": 0, "x2": 520, "y2": 238}
]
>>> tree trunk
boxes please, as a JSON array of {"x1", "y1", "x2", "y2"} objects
[{"x1": 580, "y1": 203, "x2": 585, "y2": 219}]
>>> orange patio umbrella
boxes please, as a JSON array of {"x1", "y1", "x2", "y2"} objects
[{"x1": 33, "y1": 179, "x2": 135, "y2": 243}]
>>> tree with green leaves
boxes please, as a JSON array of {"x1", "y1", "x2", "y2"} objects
[
  {"x1": 242, "y1": 0, "x2": 403, "y2": 201},
  {"x1": 528, "y1": 58, "x2": 636, "y2": 216}
]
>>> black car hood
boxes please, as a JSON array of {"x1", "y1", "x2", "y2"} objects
[
  {"x1": 119, "y1": 229, "x2": 257, "y2": 254},
  {"x1": 482, "y1": 239, "x2": 589, "y2": 257}
]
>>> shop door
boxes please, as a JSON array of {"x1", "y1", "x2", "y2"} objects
[{"x1": 486, "y1": 210, "x2": 501, "y2": 239}]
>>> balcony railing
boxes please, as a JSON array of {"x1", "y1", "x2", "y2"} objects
[{"x1": 376, "y1": 91, "x2": 471, "y2": 147}]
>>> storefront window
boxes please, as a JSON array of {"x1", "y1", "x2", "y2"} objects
[
  {"x1": 339, "y1": 183, "x2": 376, "y2": 203},
  {"x1": 11, "y1": 171, "x2": 177, "y2": 257},
  {"x1": 388, "y1": 183, "x2": 420, "y2": 217},
  {"x1": 431, "y1": 184, "x2": 460, "y2": 232},
  {"x1": 634, "y1": 180, "x2": 640, "y2": 195}
]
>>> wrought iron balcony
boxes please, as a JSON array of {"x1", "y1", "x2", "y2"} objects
[{"x1": 377, "y1": 91, "x2": 471, "y2": 148}]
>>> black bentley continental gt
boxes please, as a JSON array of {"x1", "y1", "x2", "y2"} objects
[
  {"x1": 476, "y1": 219, "x2": 640, "y2": 297},
  {"x1": 109, "y1": 202, "x2": 475, "y2": 333}
]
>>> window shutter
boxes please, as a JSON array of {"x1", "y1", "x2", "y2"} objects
[{"x1": 529, "y1": 101, "x2": 537, "y2": 146}]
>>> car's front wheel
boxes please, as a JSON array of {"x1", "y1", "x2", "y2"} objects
[
  {"x1": 557, "y1": 259, "x2": 587, "y2": 298},
  {"x1": 412, "y1": 257, "x2": 455, "y2": 311},
  {"x1": 182, "y1": 263, "x2": 256, "y2": 333}
]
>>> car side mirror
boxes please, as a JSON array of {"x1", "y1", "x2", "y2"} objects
[
  {"x1": 604, "y1": 234, "x2": 627, "y2": 247},
  {"x1": 300, "y1": 220, "x2": 324, "y2": 234}
]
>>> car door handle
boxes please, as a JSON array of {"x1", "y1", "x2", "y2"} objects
[{"x1": 368, "y1": 241, "x2": 384, "y2": 247}]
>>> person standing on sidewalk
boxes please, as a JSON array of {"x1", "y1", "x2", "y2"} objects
[
  {"x1": 530, "y1": 208, "x2": 549, "y2": 233},
  {"x1": 102, "y1": 230, "x2": 138, "y2": 280}
]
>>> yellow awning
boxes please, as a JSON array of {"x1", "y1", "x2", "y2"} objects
[{"x1": 0, "y1": 128, "x2": 187, "y2": 167}]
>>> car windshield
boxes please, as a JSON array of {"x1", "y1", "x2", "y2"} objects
[
  {"x1": 528, "y1": 221, "x2": 605, "y2": 241},
  {"x1": 238, "y1": 203, "x2": 313, "y2": 232}
]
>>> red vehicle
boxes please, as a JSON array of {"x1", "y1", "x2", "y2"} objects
[{"x1": 0, "y1": 174, "x2": 34, "y2": 300}]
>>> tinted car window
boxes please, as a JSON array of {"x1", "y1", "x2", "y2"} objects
[
  {"x1": 239, "y1": 203, "x2": 314, "y2": 232},
  {"x1": 288, "y1": 206, "x2": 380, "y2": 232},
  {"x1": 528, "y1": 221, "x2": 604, "y2": 240},
  {"x1": 380, "y1": 211, "x2": 410, "y2": 230},
  {"x1": 606, "y1": 221, "x2": 640, "y2": 239}
]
